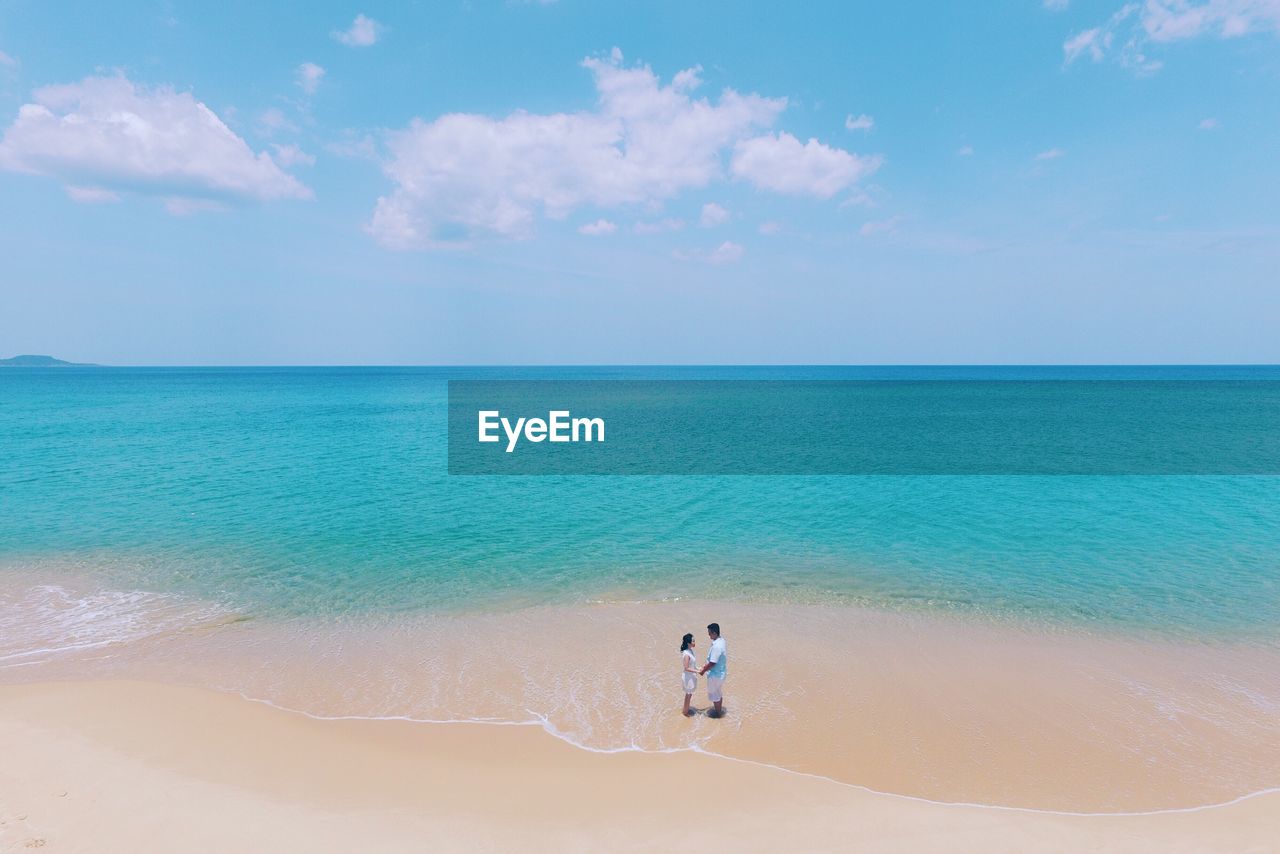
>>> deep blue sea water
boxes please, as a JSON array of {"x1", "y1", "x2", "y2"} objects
[{"x1": 3, "y1": 366, "x2": 1279, "y2": 639}]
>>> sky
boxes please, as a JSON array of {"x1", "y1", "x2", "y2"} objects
[{"x1": 0, "y1": 0, "x2": 1278, "y2": 365}]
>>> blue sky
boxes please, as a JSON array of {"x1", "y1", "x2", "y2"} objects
[{"x1": 1, "y1": 0, "x2": 1277, "y2": 364}]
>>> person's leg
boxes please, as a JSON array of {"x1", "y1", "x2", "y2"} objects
[
  {"x1": 707, "y1": 677, "x2": 725, "y2": 718},
  {"x1": 683, "y1": 692, "x2": 692, "y2": 715}
]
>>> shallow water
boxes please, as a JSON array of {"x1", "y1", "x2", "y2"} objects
[{"x1": 3, "y1": 366, "x2": 1279, "y2": 637}]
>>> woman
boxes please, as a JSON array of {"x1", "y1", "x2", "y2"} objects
[{"x1": 680, "y1": 632, "x2": 698, "y2": 716}]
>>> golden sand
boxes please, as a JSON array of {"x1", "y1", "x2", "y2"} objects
[
  {"x1": 2, "y1": 681, "x2": 1278, "y2": 853},
  {"x1": 5, "y1": 588, "x2": 1279, "y2": 813}
]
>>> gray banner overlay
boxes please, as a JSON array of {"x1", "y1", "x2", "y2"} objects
[{"x1": 448, "y1": 379, "x2": 1280, "y2": 475}]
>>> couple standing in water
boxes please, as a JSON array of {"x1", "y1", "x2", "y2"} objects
[{"x1": 680, "y1": 622, "x2": 727, "y2": 717}]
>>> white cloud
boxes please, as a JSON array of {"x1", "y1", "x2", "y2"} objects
[
  {"x1": 956, "y1": 145, "x2": 974, "y2": 156},
  {"x1": 0, "y1": 75, "x2": 311, "y2": 206},
  {"x1": 1144, "y1": 0, "x2": 1280, "y2": 41},
  {"x1": 368, "y1": 50, "x2": 801, "y2": 248},
  {"x1": 676, "y1": 240, "x2": 743, "y2": 264},
  {"x1": 371, "y1": 51, "x2": 778, "y2": 247},
  {"x1": 65, "y1": 185, "x2": 119, "y2": 203},
  {"x1": 0, "y1": 50, "x2": 17, "y2": 67},
  {"x1": 1063, "y1": 27, "x2": 1110, "y2": 62},
  {"x1": 1064, "y1": 5, "x2": 1161, "y2": 71},
  {"x1": 296, "y1": 62, "x2": 325, "y2": 95},
  {"x1": 699, "y1": 202, "x2": 729, "y2": 227},
  {"x1": 1198, "y1": 117, "x2": 1220, "y2": 129},
  {"x1": 1035, "y1": 147, "x2": 1066, "y2": 160},
  {"x1": 708, "y1": 240, "x2": 744, "y2": 264},
  {"x1": 1067, "y1": 1, "x2": 1280, "y2": 72},
  {"x1": 271, "y1": 143, "x2": 316, "y2": 167},
  {"x1": 757, "y1": 221, "x2": 782, "y2": 235},
  {"x1": 1044, "y1": 0, "x2": 1070, "y2": 10},
  {"x1": 578, "y1": 218, "x2": 617, "y2": 235},
  {"x1": 333, "y1": 14, "x2": 384, "y2": 47},
  {"x1": 837, "y1": 189, "x2": 876, "y2": 209},
  {"x1": 844, "y1": 113, "x2": 875, "y2": 132},
  {"x1": 257, "y1": 107, "x2": 298, "y2": 136},
  {"x1": 634, "y1": 217, "x2": 685, "y2": 234},
  {"x1": 859, "y1": 216, "x2": 902, "y2": 237},
  {"x1": 730, "y1": 132, "x2": 881, "y2": 198}
]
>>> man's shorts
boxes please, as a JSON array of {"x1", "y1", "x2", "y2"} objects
[{"x1": 707, "y1": 676, "x2": 725, "y2": 703}]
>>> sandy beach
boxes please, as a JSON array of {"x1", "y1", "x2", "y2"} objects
[
  {"x1": 6, "y1": 574, "x2": 1279, "y2": 816},
  {"x1": 2, "y1": 680, "x2": 1278, "y2": 853}
]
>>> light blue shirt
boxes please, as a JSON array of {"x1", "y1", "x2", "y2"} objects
[{"x1": 706, "y1": 636, "x2": 727, "y2": 678}]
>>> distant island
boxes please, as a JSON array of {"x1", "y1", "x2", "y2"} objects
[{"x1": 0, "y1": 354, "x2": 96, "y2": 367}]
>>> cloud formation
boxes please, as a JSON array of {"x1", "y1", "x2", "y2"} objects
[
  {"x1": 271, "y1": 143, "x2": 316, "y2": 167},
  {"x1": 368, "y1": 50, "x2": 876, "y2": 248},
  {"x1": 1063, "y1": 27, "x2": 1109, "y2": 63},
  {"x1": 257, "y1": 107, "x2": 298, "y2": 136},
  {"x1": 707, "y1": 240, "x2": 744, "y2": 264},
  {"x1": 578, "y1": 218, "x2": 617, "y2": 235},
  {"x1": 296, "y1": 62, "x2": 325, "y2": 95},
  {"x1": 730, "y1": 132, "x2": 881, "y2": 198},
  {"x1": 1065, "y1": 0, "x2": 1280, "y2": 72},
  {"x1": 699, "y1": 202, "x2": 729, "y2": 227},
  {"x1": 65, "y1": 185, "x2": 119, "y2": 203},
  {"x1": 844, "y1": 113, "x2": 874, "y2": 131},
  {"x1": 0, "y1": 75, "x2": 311, "y2": 207},
  {"x1": 1144, "y1": 0, "x2": 1280, "y2": 40},
  {"x1": 333, "y1": 14, "x2": 384, "y2": 47}
]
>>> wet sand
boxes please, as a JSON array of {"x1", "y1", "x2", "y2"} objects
[
  {"x1": 2, "y1": 680, "x2": 1278, "y2": 853},
  {"x1": 4, "y1": 577, "x2": 1280, "y2": 814}
]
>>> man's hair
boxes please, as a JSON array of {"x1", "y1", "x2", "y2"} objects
[{"x1": 707, "y1": 622, "x2": 720, "y2": 635}]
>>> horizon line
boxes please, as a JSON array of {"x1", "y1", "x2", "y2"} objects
[{"x1": 7, "y1": 362, "x2": 1280, "y2": 369}]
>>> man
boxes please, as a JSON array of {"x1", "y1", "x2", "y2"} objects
[{"x1": 699, "y1": 622, "x2": 727, "y2": 718}]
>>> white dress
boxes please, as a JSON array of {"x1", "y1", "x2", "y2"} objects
[{"x1": 681, "y1": 648, "x2": 698, "y2": 694}]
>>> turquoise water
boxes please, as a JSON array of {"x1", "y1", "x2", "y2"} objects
[{"x1": 2, "y1": 366, "x2": 1279, "y2": 638}]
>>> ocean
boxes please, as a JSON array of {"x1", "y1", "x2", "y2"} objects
[{"x1": 3, "y1": 365, "x2": 1278, "y2": 637}]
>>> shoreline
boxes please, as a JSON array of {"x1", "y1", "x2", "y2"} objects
[
  {"x1": 3, "y1": 680, "x2": 1280, "y2": 853},
  {"x1": 5, "y1": 577, "x2": 1279, "y2": 813},
  {"x1": 234, "y1": 686, "x2": 1280, "y2": 820}
]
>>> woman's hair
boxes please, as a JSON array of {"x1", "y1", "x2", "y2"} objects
[{"x1": 680, "y1": 633, "x2": 694, "y2": 652}]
